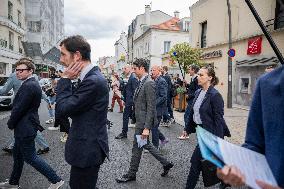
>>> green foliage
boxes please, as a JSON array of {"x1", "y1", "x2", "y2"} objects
[
  {"x1": 169, "y1": 42, "x2": 203, "y2": 71},
  {"x1": 176, "y1": 86, "x2": 187, "y2": 94}
]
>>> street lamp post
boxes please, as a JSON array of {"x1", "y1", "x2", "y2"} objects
[{"x1": 227, "y1": 0, "x2": 233, "y2": 108}]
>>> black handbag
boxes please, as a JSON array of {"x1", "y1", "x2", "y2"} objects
[{"x1": 201, "y1": 159, "x2": 221, "y2": 187}]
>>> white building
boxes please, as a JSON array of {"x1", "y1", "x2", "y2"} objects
[
  {"x1": 127, "y1": 5, "x2": 172, "y2": 63},
  {"x1": 133, "y1": 14, "x2": 190, "y2": 67},
  {"x1": 114, "y1": 31, "x2": 127, "y2": 74},
  {"x1": 25, "y1": 0, "x2": 64, "y2": 54},
  {"x1": 0, "y1": 0, "x2": 25, "y2": 77}
]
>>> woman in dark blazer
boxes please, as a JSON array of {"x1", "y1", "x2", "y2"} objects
[{"x1": 183, "y1": 66, "x2": 231, "y2": 189}]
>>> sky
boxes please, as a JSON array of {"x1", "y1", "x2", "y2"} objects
[{"x1": 64, "y1": 0, "x2": 199, "y2": 61}]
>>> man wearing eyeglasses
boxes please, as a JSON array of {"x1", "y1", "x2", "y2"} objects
[{"x1": 0, "y1": 58, "x2": 64, "y2": 189}]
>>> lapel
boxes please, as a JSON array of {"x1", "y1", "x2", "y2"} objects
[
  {"x1": 82, "y1": 66, "x2": 98, "y2": 81},
  {"x1": 280, "y1": 66, "x2": 284, "y2": 95},
  {"x1": 134, "y1": 75, "x2": 148, "y2": 100}
]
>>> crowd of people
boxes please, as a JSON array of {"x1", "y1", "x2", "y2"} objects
[{"x1": 0, "y1": 34, "x2": 282, "y2": 189}]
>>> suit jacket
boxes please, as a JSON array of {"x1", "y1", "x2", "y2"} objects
[
  {"x1": 133, "y1": 75, "x2": 157, "y2": 130},
  {"x1": 56, "y1": 66, "x2": 109, "y2": 168},
  {"x1": 162, "y1": 73, "x2": 172, "y2": 98},
  {"x1": 242, "y1": 67, "x2": 284, "y2": 187},
  {"x1": 155, "y1": 76, "x2": 168, "y2": 117},
  {"x1": 122, "y1": 72, "x2": 138, "y2": 106},
  {"x1": 186, "y1": 76, "x2": 200, "y2": 102},
  {"x1": 7, "y1": 77, "x2": 42, "y2": 138},
  {"x1": 185, "y1": 86, "x2": 231, "y2": 138}
]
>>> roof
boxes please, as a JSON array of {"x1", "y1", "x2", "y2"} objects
[
  {"x1": 236, "y1": 56, "x2": 279, "y2": 67},
  {"x1": 151, "y1": 17, "x2": 181, "y2": 31},
  {"x1": 43, "y1": 47, "x2": 61, "y2": 63},
  {"x1": 22, "y1": 42, "x2": 43, "y2": 57}
]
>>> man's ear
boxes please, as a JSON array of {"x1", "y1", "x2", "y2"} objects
[{"x1": 74, "y1": 51, "x2": 82, "y2": 62}]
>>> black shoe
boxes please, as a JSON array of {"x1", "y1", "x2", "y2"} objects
[
  {"x1": 108, "y1": 109, "x2": 113, "y2": 112},
  {"x1": 2, "y1": 147, "x2": 13, "y2": 154},
  {"x1": 161, "y1": 162, "x2": 174, "y2": 177},
  {"x1": 115, "y1": 133, "x2": 127, "y2": 139},
  {"x1": 116, "y1": 174, "x2": 136, "y2": 183},
  {"x1": 37, "y1": 147, "x2": 50, "y2": 155}
]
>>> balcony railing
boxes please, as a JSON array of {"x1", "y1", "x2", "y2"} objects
[
  {"x1": 266, "y1": 15, "x2": 284, "y2": 30},
  {"x1": 201, "y1": 36, "x2": 207, "y2": 48},
  {"x1": 9, "y1": 44, "x2": 13, "y2": 50},
  {"x1": 8, "y1": 14, "x2": 13, "y2": 21}
]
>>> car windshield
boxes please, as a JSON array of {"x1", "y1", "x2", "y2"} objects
[{"x1": 0, "y1": 77, "x2": 8, "y2": 86}]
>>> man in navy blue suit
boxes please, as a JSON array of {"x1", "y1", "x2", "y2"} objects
[
  {"x1": 56, "y1": 35, "x2": 109, "y2": 189},
  {"x1": 0, "y1": 57, "x2": 64, "y2": 189},
  {"x1": 115, "y1": 64, "x2": 138, "y2": 139}
]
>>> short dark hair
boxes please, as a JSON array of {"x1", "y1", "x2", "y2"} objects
[
  {"x1": 60, "y1": 35, "x2": 91, "y2": 61},
  {"x1": 133, "y1": 58, "x2": 150, "y2": 72},
  {"x1": 189, "y1": 64, "x2": 200, "y2": 74},
  {"x1": 162, "y1": 66, "x2": 168, "y2": 72},
  {"x1": 15, "y1": 57, "x2": 35, "y2": 71}
]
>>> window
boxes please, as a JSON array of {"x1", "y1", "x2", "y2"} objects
[
  {"x1": 275, "y1": 0, "x2": 284, "y2": 29},
  {"x1": 200, "y1": 21, "x2": 207, "y2": 48},
  {"x1": 18, "y1": 36, "x2": 22, "y2": 53},
  {"x1": 0, "y1": 63, "x2": 7, "y2": 75},
  {"x1": 28, "y1": 21, "x2": 41, "y2": 32},
  {"x1": 184, "y1": 21, "x2": 190, "y2": 32},
  {"x1": 8, "y1": 1, "x2": 13, "y2": 21},
  {"x1": 18, "y1": 10, "x2": 21, "y2": 27},
  {"x1": 239, "y1": 77, "x2": 251, "y2": 94},
  {"x1": 164, "y1": 41, "x2": 171, "y2": 54},
  {"x1": 9, "y1": 31, "x2": 14, "y2": 50}
]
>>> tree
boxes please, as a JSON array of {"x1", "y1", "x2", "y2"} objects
[{"x1": 169, "y1": 42, "x2": 203, "y2": 71}]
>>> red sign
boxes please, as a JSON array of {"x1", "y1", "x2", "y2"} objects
[{"x1": 247, "y1": 36, "x2": 262, "y2": 55}]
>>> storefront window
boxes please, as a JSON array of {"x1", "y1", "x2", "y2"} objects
[{"x1": 0, "y1": 63, "x2": 7, "y2": 75}]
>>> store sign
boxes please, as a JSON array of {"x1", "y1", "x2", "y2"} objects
[
  {"x1": 200, "y1": 50, "x2": 222, "y2": 60},
  {"x1": 247, "y1": 36, "x2": 262, "y2": 55}
]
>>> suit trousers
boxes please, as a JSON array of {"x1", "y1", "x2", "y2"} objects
[
  {"x1": 70, "y1": 165, "x2": 100, "y2": 189},
  {"x1": 184, "y1": 99, "x2": 194, "y2": 128},
  {"x1": 9, "y1": 136, "x2": 61, "y2": 185},
  {"x1": 128, "y1": 128, "x2": 170, "y2": 176},
  {"x1": 122, "y1": 104, "x2": 132, "y2": 134},
  {"x1": 152, "y1": 116, "x2": 166, "y2": 148},
  {"x1": 185, "y1": 145, "x2": 202, "y2": 189}
]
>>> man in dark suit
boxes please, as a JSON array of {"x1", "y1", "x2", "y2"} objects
[
  {"x1": 115, "y1": 64, "x2": 138, "y2": 139},
  {"x1": 179, "y1": 65, "x2": 200, "y2": 140},
  {"x1": 56, "y1": 35, "x2": 109, "y2": 189},
  {"x1": 0, "y1": 58, "x2": 64, "y2": 189},
  {"x1": 161, "y1": 66, "x2": 175, "y2": 125},
  {"x1": 116, "y1": 59, "x2": 173, "y2": 183},
  {"x1": 150, "y1": 65, "x2": 168, "y2": 148}
]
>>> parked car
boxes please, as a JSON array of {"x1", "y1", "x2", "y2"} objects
[{"x1": 0, "y1": 77, "x2": 14, "y2": 109}]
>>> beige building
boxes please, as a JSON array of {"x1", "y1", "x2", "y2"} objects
[
  {"x1": 190, "y1": 0, "x2": 284, "y2": 106},
  {"x1": 0, "y1": 0, "x2": 25, "y2": 77}
]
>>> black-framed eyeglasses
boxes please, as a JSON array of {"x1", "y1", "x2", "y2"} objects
[{"x1": 15, "y1": 68, "x2": 30, "y2": 73}]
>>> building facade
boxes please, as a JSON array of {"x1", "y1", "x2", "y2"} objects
[
  {"x1": 190, "y1": 0, "x2": 284, "y2": 106},
  {"x1": 25, "y1": 0, "x2": 64, "y2": 54},
  {"x1": 0, "y1": 0, "x2": 25, "y2": 77},
  {"x1": 114, "y1": 31, "x2": 127, "y2": 74},
  {"x1": 127, "y1": 5, "x2": 172, "y2": 63}
]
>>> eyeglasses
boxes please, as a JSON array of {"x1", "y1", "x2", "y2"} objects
[{"x1": 15, "y1": 68, "x2": 30, "y2": 73}]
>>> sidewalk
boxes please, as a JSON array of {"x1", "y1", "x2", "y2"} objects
[{"x1": 173, "y1": 107, "x2": 249, "y2": 145}]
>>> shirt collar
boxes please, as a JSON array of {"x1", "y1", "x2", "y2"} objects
[
  {"x1": 80, "y1": 62, "x2": 96, "y2": 81},
  {"x1": 22, "y1": 75, "x2": 34, "y2": 84},
  {"x1": 139, "y1": 73, "x2": 148, "y2": 82}
]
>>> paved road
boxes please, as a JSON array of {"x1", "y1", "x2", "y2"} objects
[{"x1": 0, "y1": 102, "x2": 248, "y2": 189}]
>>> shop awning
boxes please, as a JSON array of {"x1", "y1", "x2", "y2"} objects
[
  {"x1": 236, "y1": 56, "x2": 279, "y2": 67},
  {"x1": 43, "y1": 47, "x2": 60, "y2": 63},
  {"x1": 22, "y1": 42, "x2": 43, "y2": 57}
]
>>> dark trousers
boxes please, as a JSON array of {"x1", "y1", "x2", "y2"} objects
[
  {"x1": 122, "y1": 104, "x2": 133, "y2": 134},
  {"x1": 70, "y1": 165, "x2": 100, "y2": 189},
  {"x1": 152, "y1": 116, "x2": 166, "y2": 148},
  {"x1": 54, "y1": 117, "x2": 70, "y2": 133},
  {"x1": 184, "y1": 99, "x2": 193, "y2": 128},
  {"x1": 163, "y1": 96, "x2": 174, "y2": 121},
  {"x1": 185, "y1": 146, "x2": 202, "y2": 189},
  {"x1": 9, "y1": 136, "x2": 61, "y2": 185}
]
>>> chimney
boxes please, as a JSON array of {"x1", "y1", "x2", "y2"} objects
[
  {"x1": 145, "y1": 5, "x2": 151, "y2": 26},
  {"x1": 174, "y1": 11, "x2": 180, "y2": 18}
]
